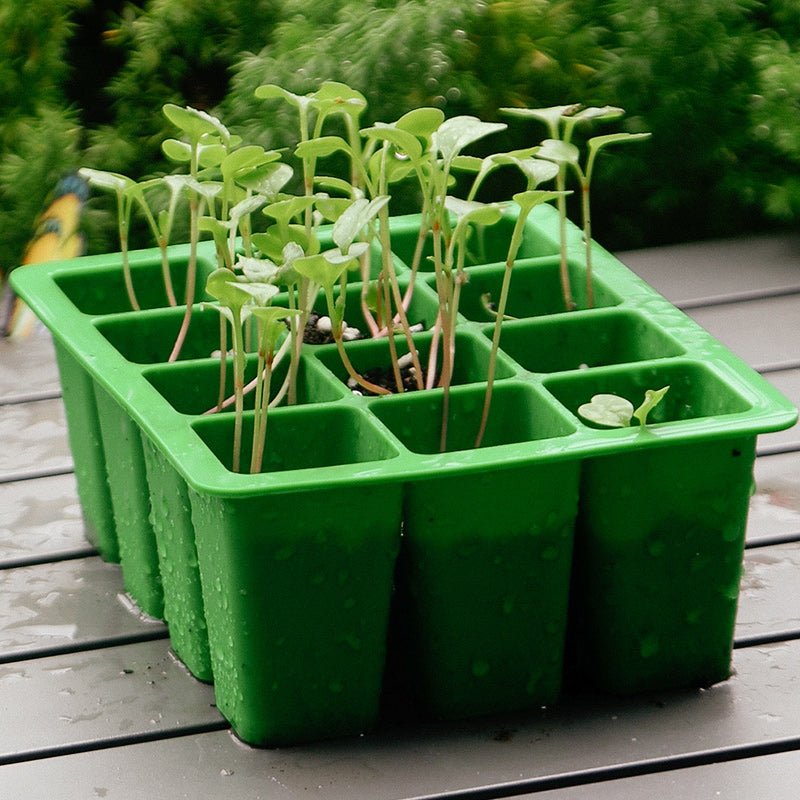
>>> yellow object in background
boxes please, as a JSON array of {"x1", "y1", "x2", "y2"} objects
[{"x1": 1, "y1": 175, "x2": 88, "y2": 339}]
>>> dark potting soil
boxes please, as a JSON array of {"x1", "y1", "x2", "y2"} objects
[{"x1": 301, "y1": 311, "x2": 366, "y2": 345}]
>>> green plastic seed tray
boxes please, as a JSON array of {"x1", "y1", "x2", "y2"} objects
[{"x1": 12, "y1": 204, "x2": 797, "y2": 745}]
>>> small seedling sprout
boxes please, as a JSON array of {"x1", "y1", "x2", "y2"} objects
[{"x1": 578, "y1": 386, "x2": 670, "y2": 429}]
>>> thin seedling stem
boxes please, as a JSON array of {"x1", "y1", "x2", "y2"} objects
[
  {"x1": 335, "y1": 334, "x2": 391, "y2": 396},
  {"x1": 382, "y1": 272, "x2": 404, "y2": 393},
  {"x1": 474, "y1": 258, "x2": 514, "y2": 448},
  {"x1": 581, "y1": 180, "x2": 594, "y2": 308},
  {"x1": 377, "y1": 214, "x2": 424, "y2": 390},
  {"x1": 158, "y1": 241, "x2": 177, "y2": 306},
  {"x1": 168, "y1": 197, "x2": 199, "y2": 362},
  {"x1": 230, "y1": 312, "x2": 246, "y2": 473},
  {"x1": 556, "y1": 170, "x2": 575, "y2": 311}
]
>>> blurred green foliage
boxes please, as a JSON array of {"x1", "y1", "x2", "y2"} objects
[{"x1": 3, "y1": 0, "x2": 800, "y2": 272}]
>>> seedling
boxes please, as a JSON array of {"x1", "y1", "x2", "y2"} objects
[
  {"x1": 293, "y1": 196, "x2": 392, "y2": 396},
  {"x1": 78, "y1": 168, "x2": 140, "y2": 310},
  {"x1": 500, "y1": 105, "x2": 649, "y2": 310},
  {"x1": 474, "y1": 189, "x2": 566, "y2": 448},
  {"x1": 249, "y1": 305, "x2": 300, "y2": 473},
  {"x1": 538, "y1": 127, "x2": 650, "y2": 308},
  {"x1": 578, "y1": 386, "x2": 670, "y2": 429}
]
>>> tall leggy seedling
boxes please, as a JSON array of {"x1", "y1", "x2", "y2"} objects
[
  {"x1": 474, "y1": 189, "x2": 565, "y2": 448},
  {"x1": 248, "y1": 305, "x2": 300, "y2": 474},
  {"x1": 292, "y1": 196, "x2": 393, "y2": 396},
  {"x1": 538, "y1": 124, "x2": 650, "y2": 308},
  {"x1": 161, "y1": 104, "x2": 233, "y2": 362},
  {"x1": 78, "y1": 169, "x2": 140, "y2": 311},
  {"x1": 501, "y1": 105, "x2": 649, "y2": 310}
]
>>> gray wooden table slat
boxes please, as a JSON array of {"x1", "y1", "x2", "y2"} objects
[
  {"x1": 0, "y1": 639, "x2": 223, "y2": 765},
  {"x1": 0, "y1": 396, "x2": 72, "y2": 481},
  {"x1": 518, "y1": 748, "x2": 800, "y2": 800},
  {"x1": 748, "y1": 452, "x2": 800, "y2": 542},
  {"x1": 0, "y1": 557, "x2": 166, "y2": 662},
  {"x1": 618, "y1": 233, "x2": 800, "y2": 306},
  {"x1": 0, "y1": 473, "x2": 92, "y2": 566},
  {"x1": 0, "y1": 641, "x2": 798, "y2": 800},
  {"x1": 737, "y1": 541, "x2": 800, "y2": 644},
  {"x1": 0, "y1": 330, "x2": 61, "y2": 403},
  {"x1": 686, "y1": 295, "x2": 800, "y2": 371}
]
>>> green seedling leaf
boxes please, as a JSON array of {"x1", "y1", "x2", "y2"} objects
[
  {"x1": 588, "y1": 132, "x2": 652, "y2": 154},
  {"x1": 453, "y1": 147, "x2": 543, "y2": 177},
  {"x1": 254, "y1": 84, "x2": 315, "y2": 114},
  {"x1": 203, "y1": 302, "x2": 236, "y2": 328},
  {"x1": 538, "y1": 138, "x2": 580, "y2": 166},
  {"x1": 367, "y1": 149, "x2": 417, "y2": 186},
  {"x1": 292, "y1": 252, "x2": 348, "y2": 288},
  {"x1": 221, "y1": 146, "x2": 273, "y2": 182},
  {"x1": 512, "y1": 189, "x2": 568, "y2": 214},
  {"x1": 163, "y1": 104, "x2": 230, "y2": 143},
  {"x1": 295, "y1": 135, "x2": 352, "y2": 161},
  {"x1": 450, "y1": 155, "x2": 484, "y2": 173},
  {"x1": 361, "y1": 124, "x2": 423, "y2": 163},
  {"x1": 332, "y1": 196, "x2": 390, "y2": 252},
  {"x1": 251, "y1": 306, "x2": 300, "y2": 352},
  {"x1": 312, "y1": 81, "x2": 367, "y2": 120},
  {"x1": 315, "y1": 196, "x2": 352, "y2": 223},
  {"x1": 229, "y1": 195, "x2": 266, "y2": 227},
  {"x1": 197, "y1": 141, "x2": 227, "y2": 169},
  {"x1": 314, "y1": 176, "x2": 357, "y2": 197},
  {"x1": 78, "y1": 168, "x2": 133, "y2": 192},
  {"x1": 198, "y1": 216, "x2": 228, "y2": 256},
  {"x1": 232, "y1": 280, "x2": 280, "y2": 307},
  {"x1": 236, "y1": 255, "x2": 280, "y2": 283},
  {"x1": 161, "y1": 174, "x2": 193, "y2": 195},
  {"x1": 274, "y1": 240, "x2": 307, "y2": 285},
  {"x1": 445, "y1": 197, "x2": 503, "y2": 228},
  {"x1": 324, "y1": 241, "x2": 369, "y2": 267},
  {"x1": 516, "y1": 157, "x2": 560, "y2": 187},
  {"x1": 586, "y1": 132, "x2": 652, "y2": 180},
  {"x1": 500, "y1": 104, "x2": 581, "y2": 135},
  {"x1": 237, "y1": 162, "x2": 293, "y2": 198},
  {"x1": 570, "y1": 105, "x2": 625, "y2": 125},
  {"x1": 578, "y1": 394, "x2": 634, "y2": 428},
  {"x1": 252, "y1": 224, "x2": 318, "y2": 263},
  {"x1": 633, "y1": 385, "x2": 670, "y2": 427},
  {"x1": 394, "y1": 107, "x2": 446, "y2": 142},
  {"x1": 282, "y1": 241, "x2": 306, "y2": 266},
  {"x1": 161, "y1": 138, "x2": 192, "y2": 162},
  {"x1": 263, "y1": 196, "x2": 317, "y2": 226},
  {"x1": 205, "y1": 268, "x2": 252, "y2": 310},
  {"x1": 432, "y1": 116, "x2": 506, "y2": 167}
]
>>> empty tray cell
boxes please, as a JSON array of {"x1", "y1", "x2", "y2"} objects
[
  {"x1": 545, "y1": 360, "x2": 753, "y2": 426},
  {"x1": 388, "y1": 209, "x2": 560, "y2": 272},
  {"x1": 494, "y1": 309, "x2": 686, "y2": 374},
  {"x1": 454, "y1": 258, "x2": 622, "y2": 322},
  {"x1": 192, "y1": 403, "x2": 399, "y2": 475},
  {"x1": 371, "y1": 382, "x2": 575, "y2": 454},
  {"x1": 144, "y1": 351, "x2": 345, "y2": 415},
  {"x1": 313, "y1": 330, "x2": 515, "y2": 394},
  {"x1": 95, "y1": 305, "x2": 239, "y2": 364},
  {"x1": 54, "y1": 251, "x2": 216, "y2": 315}
]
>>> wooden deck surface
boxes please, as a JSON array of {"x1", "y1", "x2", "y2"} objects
[{"x1": 1, "y1": 233, "x2": 799, "y2": 799}]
